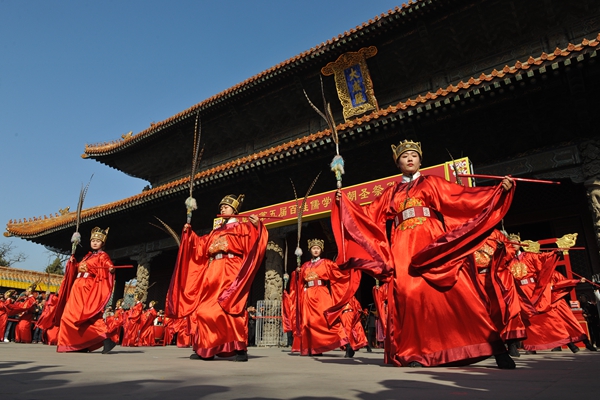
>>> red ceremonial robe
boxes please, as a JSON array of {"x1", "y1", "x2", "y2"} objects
[
  {"x1": 511, "y1": 252, "x2": 576, "y2": 350},
  {"x1": 284, "y1": 258, "x2": 349, "y2": 355},
  {"x1": 56, "y1": 251, "x2": 115, "y2": 352},
  {"x1": 549, "y1": 271, "x2": 586, "y2": 344},
  {"x1": 333, "y1": 174, "x2": 513, "y2": 367},
  {"x1": 36, "y1": 294, "x2": 58, "y2": 345},
  {"x1": 174, "y1": 316, "x2": 191, "y2": 348},
  {"x1": 0, "y1": 298, "x2": 9, "y2": 340},
  {"x1": 471, "y1": 229, "x2": 525, "y2": 341},
  {"x1": 120, "y1": 309, "x2": 131, "y2": 345},
  {"x1": 339, "y1": 297, "x2": 368, "y2": 351},
  {"x1": 162, "y1": 316, "x2": 174, "y2": 346},
  {"x1": 167, "y1": 218, "x2": 268, "y2": 358},
  {"x1": 139, "y1": 307, "x2": 157, "y2": 346},
  {"x1": 6, "y1": 296, "x2": 37, "y2": 343},
  {"x1": 106, "y1": 307, "x2": 124, "y2": 344},
  {"x1": 122, "y1": 302, "x2": 143, "y2": 347},
  {"x1": 372, "y1": 283, "x2": 388, "y2": 342}
]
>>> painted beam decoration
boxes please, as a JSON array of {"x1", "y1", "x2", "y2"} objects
[
  {"x1": 231, "y1": 157, "x2": 473, "y2": 229},
  {"x1": 322, "y1": 46, "x2": 379, "y2": 122}
]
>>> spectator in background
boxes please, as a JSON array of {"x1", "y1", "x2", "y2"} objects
[
  {"x1": 32, "y1": 297, "x2": 45, "y2": 343},
  {"x1": 247, "y1": 306, "x2": 257, "y2": 346},
  {"x1": 579, "y1": 294, "x2": 600, "y2": 348}
]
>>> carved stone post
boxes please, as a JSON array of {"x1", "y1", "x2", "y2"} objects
[
  {"x1": 130, "y1": 248, "x2": 161, "y2": 303},
  {"x1": 264, "y1": 239, "x2": 285, "y2": 301},
  {"x1": 581, "y1": 140, "x2": 600, "y2": 258}
]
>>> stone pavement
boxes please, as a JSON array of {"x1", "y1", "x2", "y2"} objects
[{"x1": 1, "y1": 342, "x2": 599, "y2": 400}]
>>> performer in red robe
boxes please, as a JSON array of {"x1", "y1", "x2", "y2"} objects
[
  {"x1": 122, "y1": 295, "x2": 144, "y2": 347},
  {"x1": 283, "y1": 239, "x2": 350, "y2": 356},
  {"x1": 372, "y1": 282, "x2": 388, "y2": 346},
  {"x1": 167, "y1": 194, "x2": 268, "y2": 361},
  {"x1": 139, "y1": 300, "x2": 158, "y2": 346},
  {"x1": 36, "y1": 293, "x2": 58, "y2": 345},
  {"x1": 507, "y1": 237, "x2": 577, "y2": 352},
  {"x1": 0, "y1": 290, "x2": 16, "y2": 341},
  {"x1": 174, "y1": 316, "x2": 191, "y2": 348},
  {"x1": 339, "y1": 297, "x2": 368, "y2": 357},
  {"x1": 55, "y1": 227, "x2": 117, "y2": 353},
  {"x1": 547, "y1": 270, "x2": 596, "y2": 351},
  {"x1": 470, "y1": 229, "x2": 525, "y2": 357},
  {"x1": 332, "y1": 140, "x2": 516, "y2": 368},
  {"x1": 2, "y1": 290, "x2": 17, "y2": 342},
  {"x1": 106, "y1": 299, "x2": 124, "y2": 344},
  {"x1": 6, "y1": 288, "x2": 38, "y2": 343},
  {"x1": 162, "y1": 315, "x2": 175, "y2": 346}
]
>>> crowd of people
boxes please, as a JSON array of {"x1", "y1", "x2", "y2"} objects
[{"x1": 2, "y1": 139, "x2": 600, "y2": 369}]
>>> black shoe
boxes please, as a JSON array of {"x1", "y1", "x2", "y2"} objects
[
  {"x1": 344, "y1": 346, "x2": 355, "y2": 358},
  {"x1": 508, "y1": 341, "x2": 521, "y2": 357},
  {"x1": 190, "y1": 353, "x2": 214, "y2": 360},
  {"x1": 567, "y1": 342, "x2": 580, "y2": 353},
  {"x1": 583, "y1": 339, "x2": 597, "y2": 351},
  {"x1": 407, "y1": 361, "x2": 423, "y2": 368},
  {"x1": 102, "y1": 339, "x2": 117, "y2": 354},
  {"x1": 366, "y1": 347, "x2": 373, "y2": 353},
  {"x1": 235, "y1": 350, "x2": 248, "y2": 362},
  {"x1": 551, "y1": 346, "x2": 562, "y2": 352},
  {"x1": 310, "y1": 353, "x2": 323, "y2": 357},
  {"x1": 523, "y1": 350, "x2": 537, "y2": 355},
  {"x1": 495, "y1": 352, "x2": 516, "y2": 369}
]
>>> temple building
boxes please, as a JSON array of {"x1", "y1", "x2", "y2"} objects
[{"x1": 5, "y1": 0, "x2": 600, "y2": 322}]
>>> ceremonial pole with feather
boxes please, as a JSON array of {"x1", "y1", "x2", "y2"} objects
[
  {"x1": 303, "y1": 77, "x2": 344, "y2": 189},
  {"x1": 289, "y1": 172, "x2": 321, "y2": 352},
  {"x1": 303, "y1": 78, "x2": 347, "y2": 260},
  {"x1": 282, "y1": 240, "x2": 289, "y2": 289},
  {"x1": 71, "y1": 175, "x2": 93, "y2": 255},
  {"x1": 446, "y1": 149, "x2": 463, "y2": 186},
  {"x1": 149, "y1": 216, "x2": 181, "y2": 246},
  {"x1": 185, "y1": 113, "x2": 205, "y2": 224},
  {"x1": 290, "y1": 172, "x2": 321, "y2": 267}
]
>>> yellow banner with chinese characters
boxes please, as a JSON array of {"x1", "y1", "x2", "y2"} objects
[{"x1": 233, "y1": 157, "x2": 472, "y2": 229}]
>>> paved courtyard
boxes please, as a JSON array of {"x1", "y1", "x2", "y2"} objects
[{"x1": 1, "y1": 342, "x2": 599, "y2": 400}]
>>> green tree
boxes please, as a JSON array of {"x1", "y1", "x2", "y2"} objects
[
  {"x1": 45, "y1": 256, "x2": 65, "y2": 275},
  {"x1": 0, "y1": 242, "x2": 27, "y2": 267}
]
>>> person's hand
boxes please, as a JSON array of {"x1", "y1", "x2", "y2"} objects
[
  {"x1": 78, "y1": 262, "x2": 88, "y2": 273},
  {"x1": 249, "y1": 214, "x2": 259, "y2": 227},
  {"x1": 296, "y1": 267, "x2": 300, "y2": 273},
  {"x1": 183, "y1": 223, "x2": 191, "y2": 232},
  {"x1": 335, "y1": 189, "x2": 342, "y2": 202},
  {"x1": 501, "y1": 176, "x2": 514, "y2": 192},
  {"x1": 109, "y1": 267, "x2": 115, "y2": 274}
]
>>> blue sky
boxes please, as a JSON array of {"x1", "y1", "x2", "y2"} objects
[{"x1": 0, "y1": 0, "x2": 404, "y2": 271}]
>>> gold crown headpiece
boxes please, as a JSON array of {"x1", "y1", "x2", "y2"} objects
[
  {"x1": 219, "y1": 194, "x2": 245, "y2": 214},
  {"x1": 307, "y1": 239, "x2": 325, "y2": 251},
  {"x1": 90, "y1": 226, "x2": 109, "y2": 243},
  {"x1": 507, "y1": 233, "x2": 521, "y2": 242},
  {"x1": 391, "y1": 140, "x2": 422, "y2": 162}
]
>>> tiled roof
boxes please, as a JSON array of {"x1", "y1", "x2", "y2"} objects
[
  {"x1": 83, "y1": 0, "x2": 438, "y2": 157},
  {"x1": 5, "y1": 33, "x2": 599, "y2": 238},
  {"x1": 0, "y1": 266, "x2": 63, "y2": 292}
]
